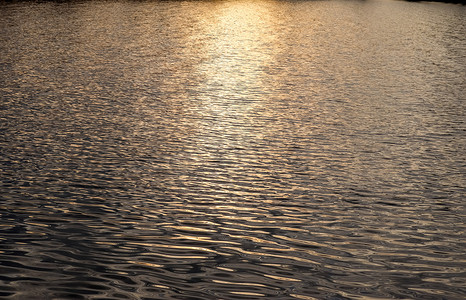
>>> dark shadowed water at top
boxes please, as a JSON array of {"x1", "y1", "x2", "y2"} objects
[{"x1": 0, "y1": 0, "x2": 465, "y2": 299}]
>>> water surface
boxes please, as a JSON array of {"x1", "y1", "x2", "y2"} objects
[{"x1": 1, "y1": 0, "x2": 465, "y2": 299}]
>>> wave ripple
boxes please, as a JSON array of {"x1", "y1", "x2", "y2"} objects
[{"x1": 1, "y1": 0, "x2": 465, "y2": 299}]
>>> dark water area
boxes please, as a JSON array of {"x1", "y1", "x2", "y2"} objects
[{"x1": 1, "y1": 0, "x2": 465, "y2": 299}]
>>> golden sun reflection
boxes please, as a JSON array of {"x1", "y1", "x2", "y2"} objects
[
  {"x1": 184, "y1": 1, "x2": 282, "y2": 157},
  {"x1": 194, "y1": 1, "x2": 278, "y2": 109}
]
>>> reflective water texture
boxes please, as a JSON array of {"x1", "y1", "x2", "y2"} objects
[{"x1": 1, "y1": 0, "x2": 465, "y2": 299}]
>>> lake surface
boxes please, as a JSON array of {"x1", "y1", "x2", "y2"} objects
[{"x1": 1, "y1": 0, "x2": 465, "y2": 299}]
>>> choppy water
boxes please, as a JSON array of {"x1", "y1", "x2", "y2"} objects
[{"x1": 1, "y1": 0, "x2": 465, "y2": 299}]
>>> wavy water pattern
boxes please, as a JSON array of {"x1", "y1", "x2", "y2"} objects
[{"x1": 0, "y1": 0, "x2": 465, "y2": 299}]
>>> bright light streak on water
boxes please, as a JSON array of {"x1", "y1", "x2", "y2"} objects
[{"x1": 0, "y1": 0, "x2": 465, "y2": 299}]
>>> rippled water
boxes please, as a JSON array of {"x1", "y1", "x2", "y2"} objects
[{"x1": 1, "y1": 0, "x2": 465, "y2": 299}]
